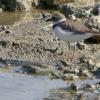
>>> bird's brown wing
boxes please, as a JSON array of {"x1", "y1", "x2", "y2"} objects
[{"x1": 59, "y1": 20, "x2": 100, "y2": 35}]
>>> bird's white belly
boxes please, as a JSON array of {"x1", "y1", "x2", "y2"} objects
[{"x1": 53, "y1": 27, "x2": 93, "y2": 42}]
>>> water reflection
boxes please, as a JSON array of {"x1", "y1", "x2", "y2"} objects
[
  {"x1": 0, "y1": 11, "x2": 26, "y2": 25},
  {"x1": 0, "y1": 9, "x2": 53, "y2": 25}
]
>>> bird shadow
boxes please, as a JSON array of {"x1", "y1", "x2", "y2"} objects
[{"x1": 84, "y1": 37, "x2": 100, "y2": 44}]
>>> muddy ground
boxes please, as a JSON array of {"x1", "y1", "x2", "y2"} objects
[
  {"x1": 0, "y1": 11, "x2": 100, "y2": 100},
  {"x1": 0, "y1": 11, "x2": 100, "y2": 76}
]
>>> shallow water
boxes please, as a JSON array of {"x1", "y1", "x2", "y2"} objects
[
  {"x1": 0, "y1": 11, "x2": 26, "y2": 25},
  {"x1": 0, "y1": 9, "x2": 52, "y2": 25},
  {"x1": 0, "y1": 71, "x2": 100, "y2": 100},
  {"x1": 0, "y1": 72, "x2": 66, "y2": 100}
]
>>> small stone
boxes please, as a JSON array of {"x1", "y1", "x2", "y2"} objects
[
  {"x1": 48, "y1": 64, "x2": 63, "y2": 71},
  {"x1": 63, "y1": 68, "x2": 78, "y2": 74},
  {"x1": 21, "y1": 65, "x2": 37, "y2": 74},
  {"x1": 83, "y1": 70, "x2": 91, "y2": 77},
  {"x1": 2, "y1": 25, "x2": 8, "y2": 30},
  {"x1": 91, "y1": 4, "x2": 100, "y2": 15},
  {"x1": 70, "y1": 83, "x2": 78, "y2": 91},
  {"x1": 42, "y1": 12, "x2": 52, "y2": 21},
  {"x1": 91, "y1": 84, "x2": 96, "y2": 90},
  {"x1": 68, "y1": 14, "x2": 77, "y2": 21},
  {"x1": 37, "y1": 13, "x2": 43, "y2": 19},
  {"x1": 80, "y1": 55, "x2": 95, "y2": 64},
  {"x1": 60, "y1": 60, "x2": 71, "y2": 66},
  {"x1": 49, "y1": 71, "x2": 60, "y2": 79},
  {"x1": 5, "y1": 30, "x2": 11, "y2": 34},
  {"x1": 83, "y1": 84, "x2": 96, "y2": 90},
  {"x1": 88, "y1": 59, "x2": 95, "y2": 66},
  {"x1": 0, "y1": 8, "x2": 3, "y2": 13},
  {"x1": 62, "y1": 74, "x2": 78, "y2": 80},
  {"x1": 76, "y1": 42, "x2": 87, "y2": 50},
  {"x1": 74, "y1": 69, "x2": 79, "y2": 74},
  {"x1": 0, "y1": 41, "x2": 7, "y2": 48},
  {"x1": 96, "y1": 82, "x2": 100, "y2": 88},
  {"x1": 96, "y1": 61, "x2": 100, "y2": 68},
  {"x1": 79, "y1": 69, "x2": 92, "y2": 77},
  {"x1": 85, "y1": 16, "x2": 100, "y2": 32},
  {"x1": 58, "y1": 3, "x2": 75, "y2": 17}
]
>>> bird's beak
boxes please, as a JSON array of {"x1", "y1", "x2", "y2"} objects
[
  {"x1": 43, "y1": 15, "x2": 55, "y2": 21},
  {"x1": 44, "y1": 17, "x2": 52, "y2": 21}
]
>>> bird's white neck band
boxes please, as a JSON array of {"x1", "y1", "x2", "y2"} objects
[
  {"x1": 41, "y1": 18, "x2": 66, "y2": 29},
  {"x1": 54, "y1": 18, "x2": 66, "y2": 26}
]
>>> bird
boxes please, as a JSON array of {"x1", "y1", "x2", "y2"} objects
[{"x1": 52, "y1": 11, "x2": 100, "y2": 62}]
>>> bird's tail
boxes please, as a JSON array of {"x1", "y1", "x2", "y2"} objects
[{"x1": 85, "y1": 30, "x2": 100, "y2": 35}]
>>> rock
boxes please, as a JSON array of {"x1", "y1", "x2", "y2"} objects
[
  {"x1": 60, "y1": 60, "x2": 71, "y2": 66},
  {"x1": 88, "y1": 59, "x2": 95, "y2": 66},
  {"x1": 96, "y1": 61, "x2": 100, "y2": 68},
  {"x1": 96, "y1": 82, "x2": 100, "y2": 88},
  {"x1": 5, "y1": 30, "x2": 11, "y2": 34},
  {"x1": 11, "y1": 65, "x2": 37, "y2": 74},
  {"x1": 0, "y1": 8, "x2": 3, "y2": 13},
  {"x1": 0, "y1": 41, "x2": 9, "y2": 48},
  {"x1": 36, "y1": 0, "x2": 94, "y2": 9},
  {"x1": 48, "y1": 64, "x2": 63, "y2": 79},
  {"x1": 59, "y1": 3, "x2": 92, "y2": 18},
  {"x1": 63, "y1": 68, "x2": 79, "y2": 74},
  {"x1": 85, "y1": 16, "x2": 100, "y2": 31},
  {"x1": 79, "y1": 55, "x2": 95, "y2": 64},
  {"x1": 79, "y1": 69, "x2": 88, "y2": 76},
  {"x1": 58, "y1": 3, "x2": 75, "y2": 17},
  {"x1": 70, "y1": 83, "x2": 78, "y2": 91},
  {"x1": 33, "y1": 0, "x2": 39, "y2": 7},
  {"x1": 62, "y1": 74, "x2": 78, "y2": 80},
  {"x1": 63, "y1": 69, "x2": 74, "y2": 74},
  {"x1": 82, "y1": 70, "x2": 92, "y2": 77},
  {"x1": 76, "y1": 42, "x2": 88, "y2": 50},
  {"x1": 48, "y1": 64, "x2": 63, "y2": 71},
  {"x1": 85, "y1": 15, "x2": 100, "y2": 42},
  {"x1": 50, "y1": 71, "x2": 60, "y2": 79},
  {"x1": 0, "y1": 25, "x2": 7, "y2": 32},
  {"x1": 82, "y1": 84, "x2": 96, "y2": 90},
  {"x1": 33, "y1": 0, "x2": 74, "y2": 9},
  {"x1": 36, "y1": 13, "x2": 44, "y2": 19},
  {"x1": 0, "y1": 0, "x2": 33, "y2": 11},
  {"x1": 91, "y1": 4, "x2": 100, "y2": 15},
  {"x1": 43, "y1": 47, "x2": 58, "y2": 53},
  {"x1": 75, "y1": 8, "x2": 90, "y2": 18},
  {"x1": 33, "y1": 0, "x2": 53, "y2": 8},
  {"x1": 21, "y1": 65, "x2": 37, "y2": 74},
  {"x1": 0, "y1": 0, "x2": 1, "y2": 7},
  {"x1": 42, "y1": 12, "x2": 52, "y2": 21},
  {"x1": 68, "y1": 14, "x2": 76, "y2": 21}
]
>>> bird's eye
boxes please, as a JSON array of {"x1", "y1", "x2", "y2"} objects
[{"x1": 52, "y1": 17, "x2": 56, "y2": 21}]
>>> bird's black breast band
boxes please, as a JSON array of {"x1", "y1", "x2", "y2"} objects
[{"x1": 53, "y1": 23, "x2": 59, "y2": 29}]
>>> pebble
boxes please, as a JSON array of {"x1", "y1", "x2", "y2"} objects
[
  {"x1": 76, "y1": 42, "x2": 88, "y2": 50},
  {"x1": 70, "y1": 83, "x2": 78, "y2": 91},
  {"x1": 62, "y1": 74, "x2": 79, "y2": 80}
]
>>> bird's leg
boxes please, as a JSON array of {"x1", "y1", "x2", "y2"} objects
[
  {"x1": 67, "y1": 42, "x2": 77, "y2": 63},
  {"x1": 70, "y1": 44, "x2": 77, "y2": 62},
  {"x1": 67, "y1": 42, "x2": 71, "y2": 62}
]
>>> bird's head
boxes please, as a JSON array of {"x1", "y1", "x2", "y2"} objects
[
  {"x1": 52, "y1": 11, "x2": 66, "y2": 24},
  {"x1": 41, "y1": 12, "x2": 66, "y2": 30}
]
